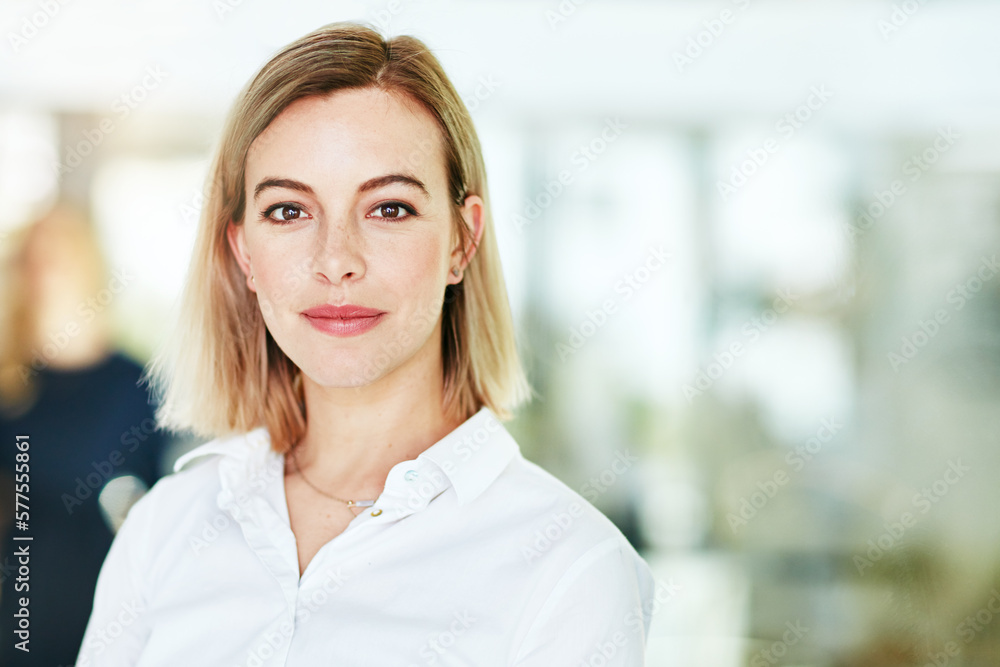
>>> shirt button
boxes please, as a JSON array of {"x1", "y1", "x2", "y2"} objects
[
  {"x1": 404, "y1": 470, "x2": 419, "y2": 482},
  {"x1": 371, "y1": 509, "x2": 383, "y2": 516}
]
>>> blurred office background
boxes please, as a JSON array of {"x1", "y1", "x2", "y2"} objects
[{"x1": 2, "y1": 0, "x2": 999, "y2": 664}]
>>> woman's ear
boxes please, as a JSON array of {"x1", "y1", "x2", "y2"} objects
[
  {"x1": 226, "y1": 221, "x2": 256, "y2": 292},
  {"x1": 449, "y1": 195, "x2": 485, "y2": 284}
]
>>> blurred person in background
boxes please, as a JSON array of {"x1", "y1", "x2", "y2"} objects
[{"x1": 0, "y1": 203, "x2": 167, "y2": 665}]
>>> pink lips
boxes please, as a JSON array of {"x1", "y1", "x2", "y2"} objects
[{"x1": 301, "y1": 304, "x2": 386, "y2": 337}]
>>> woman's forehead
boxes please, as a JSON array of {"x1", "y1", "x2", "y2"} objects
[{"x1": 245, "y1": 88, "x2": 447, "y2": 187}]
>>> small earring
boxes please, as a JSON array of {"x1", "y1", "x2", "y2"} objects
[{"x1": 451, "y1": 267, "x2": 460, "y2": 277}]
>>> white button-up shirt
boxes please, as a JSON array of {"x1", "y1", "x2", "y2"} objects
[{"x1": 76, "y1": 407, "x2": 656, "y2": 666}]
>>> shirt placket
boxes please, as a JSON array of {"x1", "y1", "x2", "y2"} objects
[
  {"x1": 217, "y1": 452, "x2": 301, "y2": 667},
  {"x1": 295, "y1": 458, "x2": 451, "y2": 588}
]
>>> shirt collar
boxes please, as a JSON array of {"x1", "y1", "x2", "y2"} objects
[
  {"x1": 416, "y1": 406, "x2": 519, "y2": 506},
  {"x1": 173, "y1": 427, "x2": 272, "y2": 473},
  {"x1": 172, "y1": 406, "x2": 520, "y2": 508}
]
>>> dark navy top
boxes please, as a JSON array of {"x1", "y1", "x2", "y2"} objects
[{"x1": 0, "y1": 351, "x2": 167, "y2": 666}]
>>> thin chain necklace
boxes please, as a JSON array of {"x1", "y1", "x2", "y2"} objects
[{"x1": 289, "y1": 443, "x2": 378, "y2": 508}]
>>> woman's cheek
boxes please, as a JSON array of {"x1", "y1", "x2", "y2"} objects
[
  {"x1": 251, "y1": 249, "x2": 300, "y2": 322},
  {"x1": 255, "y1": 241, "x2": 306, "y2": 293}
]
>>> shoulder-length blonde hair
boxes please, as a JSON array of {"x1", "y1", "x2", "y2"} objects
[{"x1": 146, "y1": 22, "x2": 533, "y2": 454}]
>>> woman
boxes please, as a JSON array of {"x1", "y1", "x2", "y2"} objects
[
  {"x1": 77, "y1": 22, "x2": 656, "y2": 665},
  {"x1": 0, "y1": 205, "x2": 165, "y2": 666}
]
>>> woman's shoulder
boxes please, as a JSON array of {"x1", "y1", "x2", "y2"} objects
[
  {"x1": 487, "y1": 450, "x2": 647, "y2": 564},
  {"x1": 125, "y1": 428, "x2": 270, "y2": 523},
  {"x1": 483, "y1": 451, "x2": 658, "y2": 655}
]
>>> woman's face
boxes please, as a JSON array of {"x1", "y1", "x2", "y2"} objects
[{"x1": 228, "y1": 87, "x2": 482, "y2": 390}]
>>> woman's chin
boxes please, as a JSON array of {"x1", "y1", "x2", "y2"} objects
[{"x1": 298, "y1": 358, "x2": 395, "y2": 390}]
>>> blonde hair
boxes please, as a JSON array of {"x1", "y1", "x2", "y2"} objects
[{"x1": 146, "y1": 22, "x2": 533, "y2": 453}]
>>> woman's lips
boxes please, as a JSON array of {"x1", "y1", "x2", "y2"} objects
[{"x1": 300, "y1": 304, "x2": 386, "y2": 337}]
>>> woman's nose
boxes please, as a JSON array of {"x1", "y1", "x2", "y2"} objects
[{"x1": 311, "y1": 216, "x2": 366, "y2": 285}]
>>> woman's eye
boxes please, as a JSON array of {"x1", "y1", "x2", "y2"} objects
[
  {"x1": 263, "y1": 204, "x2": 304, "y2": 223},
  {"x1": 370, "y1": 202, "x2": 415, "y2": 221}
]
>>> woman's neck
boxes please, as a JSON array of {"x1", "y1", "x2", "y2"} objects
[{"x1": 290, "y1": 337, "x2": 463, "y2": 498}]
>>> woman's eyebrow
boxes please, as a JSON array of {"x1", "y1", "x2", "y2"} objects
[
  {"x1": 253, "y1": 173, "x2": 429, "y2": 202},
  {"x1": 357, "y1": 173, "x2": 429, "y2": 197},
  {"x1": 253, "y1": 178, "x2": 314, "y2": 202}
]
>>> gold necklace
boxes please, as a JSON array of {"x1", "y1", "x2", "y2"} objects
[{"x1": 289, "y1": 443, "x2": 378, "y2": 508}]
